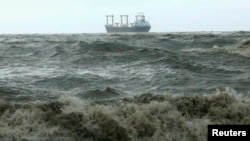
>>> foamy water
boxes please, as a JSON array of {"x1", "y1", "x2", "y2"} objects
[{"x1": 0, "y1": 89, "x2": 249, "y2": 141}]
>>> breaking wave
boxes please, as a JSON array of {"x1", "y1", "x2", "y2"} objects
[
  {"x1": 181, "y1": 38, "x2": 250, "y2": 58},
  {"x1": 0, "y1": 89, "x2": 250, "y2": 141},
  {"x1": 223, "y1": 39, "x2": 250, "y2": 58}
]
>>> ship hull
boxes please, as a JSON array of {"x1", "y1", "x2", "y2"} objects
[{"x1": 105, "y1": 26, "x2": 151, "y2": 33}]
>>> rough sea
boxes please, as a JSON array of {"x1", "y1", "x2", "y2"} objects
[{"x1": 0, "y1": 32, "x2": 250, "y2": 141}]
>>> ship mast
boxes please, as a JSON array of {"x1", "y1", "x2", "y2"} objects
[
  {"x1": 106, "y1": 15, "x2": 114, "y2": 26},
  {"x1": 120, "y1": 15, "x2": 129, "y2": 27}
]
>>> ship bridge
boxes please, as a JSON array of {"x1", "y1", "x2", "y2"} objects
[{"x1": 134, "y1": 13, "x2": 150, "y2": 27}]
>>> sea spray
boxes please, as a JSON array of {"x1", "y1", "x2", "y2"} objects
[{"x1": 1, "y1": 90, "x2": 250, "y2": 141}]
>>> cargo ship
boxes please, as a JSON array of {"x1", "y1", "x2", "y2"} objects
[{"x1": 105, "y1": 13, "x2": 151, "y2": 33}]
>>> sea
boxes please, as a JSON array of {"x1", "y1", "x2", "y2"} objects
[{"x1": 0, "y1": 32, "x2": 250, "y2": 141}]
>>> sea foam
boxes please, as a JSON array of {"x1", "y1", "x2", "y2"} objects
[{"x1": 0, "y1": 89, "x2": 249, "y2": 141}]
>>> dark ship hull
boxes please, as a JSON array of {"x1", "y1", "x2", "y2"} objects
[{"x1": 105, "y1": 26, "x2": 151, "y2": 33}]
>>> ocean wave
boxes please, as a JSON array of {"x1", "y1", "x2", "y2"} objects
[
  {"x1": 223, "y1": 39, "x2": 250, "y2": 58},
  {"x1": 181, "y1": 47, "x2": 218, "y2": 53},
  {"x1": 0, "y1": 86, "x2": 38, "y2": 102},
  {"x1": 33, "y1": 75, "x2": 92, "y2": 90},
  {"x1": 77, "y1": 41, "x2": 133, "y2": 52},
  {"x1": 181, "y1": 39, "x2": 250, "y2": 60},
  {"x1": 110, "y1": 33, "x2": 157, "y2": 40},
  {"x1": 76, "y1": 87, "x2": 124, "y2": 101},
  {"x1": 0, "y1": 89, "x2": 249, "y2": 141},
  {"x1": 164, "y1": 54, "x2": 242, "y2": 74},
  {"x1": 158, "y1": 32, "x2": 238, "y2": 46}
]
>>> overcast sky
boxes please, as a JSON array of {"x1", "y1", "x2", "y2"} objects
[{"x1": 0, "y1": 0, "x2": 249, "y2": 33}]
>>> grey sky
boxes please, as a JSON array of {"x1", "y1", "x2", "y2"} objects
[{"x1": 0, "y1": 0, "x2": 249, "y2": 33}]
